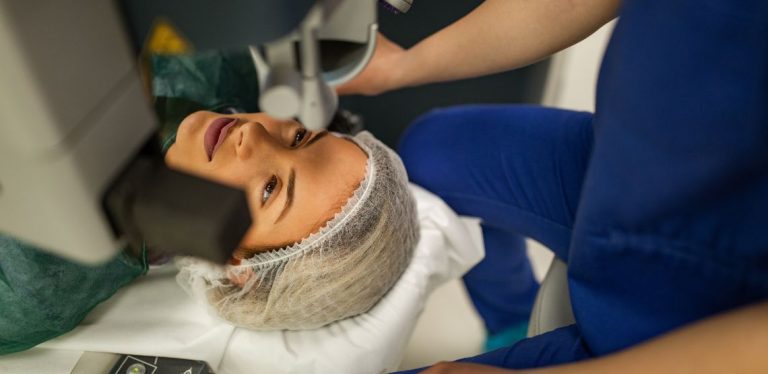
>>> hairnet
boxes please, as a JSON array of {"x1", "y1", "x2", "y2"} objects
[{"x1": 177, "y1": 131, "x2": 419, "y2": 330}]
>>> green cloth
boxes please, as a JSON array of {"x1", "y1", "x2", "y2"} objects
[
  {"x1": 0, "y1": 235, "x2": 147, "y2": 355},
  {"x1": 151, "y1": 50, "x2": 260, "y2": 149},
  {"x1": 0, "y1": 50, "x2": 256, "y2": 355}
]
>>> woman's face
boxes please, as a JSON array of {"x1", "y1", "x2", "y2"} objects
[{"x1": 165, "y1": 111, "x2": 367, "y2": 259}]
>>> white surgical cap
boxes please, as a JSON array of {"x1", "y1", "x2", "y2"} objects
[{"x1": 177, "y1": 131, "x2": 419, "y2": 330}]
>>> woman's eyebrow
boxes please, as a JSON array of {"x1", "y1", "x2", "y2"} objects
[
  {"x1": 306, "y1": 131, "x2": 329, "y2": 147},
  {"x1": 275, "y1": 168, "x2": 295, "y2": 223}
]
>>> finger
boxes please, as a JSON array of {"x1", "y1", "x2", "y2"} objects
[{"x1": 335, "y1": 81, "x2": 354, "y2": 95}]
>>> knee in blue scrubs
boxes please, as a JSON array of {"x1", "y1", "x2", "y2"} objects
[{"x1": 399, "y1": 104, "x2": 593, "y2": 337}]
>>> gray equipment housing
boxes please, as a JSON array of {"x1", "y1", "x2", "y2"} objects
[
  {"x1": 0, "y1": 0, "x2": 380, "y2": 264},
  {"x1": 527, "y1": 257, "x2": 575, "y2": 337}
]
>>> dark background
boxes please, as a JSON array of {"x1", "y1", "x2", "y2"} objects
[
  {"x1": 339, "y1": 1, "x2": 550, "y2": 148},
  {"x1": 124, "y1": 0, "x2": 551, "y2": 149}
]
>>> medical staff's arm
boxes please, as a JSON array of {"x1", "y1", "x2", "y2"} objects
[
  {"x1": 421, "y1": 301, "x2": 768, "y2": 374},
  {"x1": 337, "y1": 0, "x2": 620, "y2": 95}
]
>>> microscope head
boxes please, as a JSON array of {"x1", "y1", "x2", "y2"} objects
[
  {"x1": 121, "y1": 0, "x2": 388, "y2": 131},
  {"x1": 0, "y1": 0, "x2": 410, "y2": 265}
]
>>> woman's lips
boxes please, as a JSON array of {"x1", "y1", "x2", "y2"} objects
[{"x1": 204, "y1": 117, "x2": 238, "y2": 160}]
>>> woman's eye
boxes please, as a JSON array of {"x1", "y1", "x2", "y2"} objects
[
  {"x1": 291, "y1": 129, "x2": 308, "y2": 147},
  {"x1": 262, "y1": 175, "x2": 278, "y2": 204}
]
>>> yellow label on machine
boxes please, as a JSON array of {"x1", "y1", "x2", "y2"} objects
[{"x1": 145, "y1": 18, "x2": 193, "y2": 55}]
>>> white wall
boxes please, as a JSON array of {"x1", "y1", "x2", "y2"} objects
[{"x1": 543, "y1": 21, "x2": 616, "y2": 112}]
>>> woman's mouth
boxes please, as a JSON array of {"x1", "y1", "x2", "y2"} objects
[{"x1": 204, "y1": 117, "x2": 238, "y2": 160}]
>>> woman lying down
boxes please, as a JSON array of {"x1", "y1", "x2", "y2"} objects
[{"x1": 164, "y1": 111, "x2": 419, "y2": 330}]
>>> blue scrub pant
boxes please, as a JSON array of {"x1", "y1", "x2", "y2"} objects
[
  {"x1": 397, "y1": 105, "x2": 595, "y2": 372},
  {"x1": 395, "y1": 0, "x2": 768, "y2": 371},
  {"x1": 399, "y1": 105, "x2": 593, "y2": 335}
]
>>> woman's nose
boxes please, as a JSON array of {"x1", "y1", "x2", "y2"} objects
[{"x1": 235, "y1": 121, "x2": 280, "y2": 160}]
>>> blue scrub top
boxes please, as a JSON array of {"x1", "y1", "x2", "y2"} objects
[
  {"x1": 569, "y1": 0, "x2": 768, "y2": 356},
  {"x1": 396, "y1": 0, "x2": 768, "y2": 371}
]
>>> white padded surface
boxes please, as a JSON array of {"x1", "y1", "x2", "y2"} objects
[{"x1": 2, "y1": 185, "x2": 483, "y2": 374}]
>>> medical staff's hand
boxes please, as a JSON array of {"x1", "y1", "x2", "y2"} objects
[
  {"x1": 341, "y1": 0, "x2": 620, "y2": 98},
  {"x1": 420, "y1": 362, "x2": 518, "y2": 374},
  {"x1": 336, "y1": 33, "x2": 407, "y2": 96}
]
